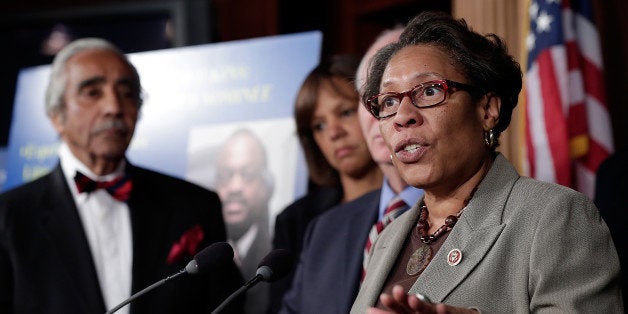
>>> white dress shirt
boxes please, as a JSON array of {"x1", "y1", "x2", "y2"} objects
[{"x1": 59, "y1": 143, "x2": 132, "y2": 314}]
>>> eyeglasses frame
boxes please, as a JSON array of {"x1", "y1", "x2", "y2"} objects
[{"x1": 365, "y1": 79, "x2": 482, "y2": 119}]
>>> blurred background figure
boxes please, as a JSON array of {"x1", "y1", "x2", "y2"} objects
[
  {"x1": 212, "y1": 128, "x2": 274, "y2": 314},
  {"x1": 268, "y1": 54, "x2": 383, "y2": 312}
]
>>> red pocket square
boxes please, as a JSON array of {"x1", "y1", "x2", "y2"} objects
[{"x1": 167, "y1": 224, "x2": 204, "y2": 264}]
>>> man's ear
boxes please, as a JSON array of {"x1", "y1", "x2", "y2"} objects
[
  {"x1": 481, "y1": 93, "x2": 501, "y2": 131},
  {"x1": 48, "y1": 111, "x2": 65, "y2": 135}
]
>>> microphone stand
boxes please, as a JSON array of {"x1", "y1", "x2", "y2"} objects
[
  {"x1": 104, "y1": 268, "x2": 187, "y2": 314},
  {"x1": 210, "y1": 274, "x2": 263, "y2": 314}
]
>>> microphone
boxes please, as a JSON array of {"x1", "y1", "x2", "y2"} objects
[
  {"x1": 211, "y1": 249, "x2": 293, "y2": 314},
  {"x1": 104, "y1": 241, "x2": 234, "y2": 314}
]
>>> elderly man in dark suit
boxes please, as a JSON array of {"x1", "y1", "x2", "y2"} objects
[{"x1": 0, "y1": 37, "x2": 244, "y2": 314}]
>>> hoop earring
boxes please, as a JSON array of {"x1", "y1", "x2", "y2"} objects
[{"x1": 484, "y1": 129, "x2": 495, "y2": 149}]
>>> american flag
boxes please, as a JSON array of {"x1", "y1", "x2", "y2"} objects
[{"x1": 524, "y1": 0, "x2": 613, "y2": 199}]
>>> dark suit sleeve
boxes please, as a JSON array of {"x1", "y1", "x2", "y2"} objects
[
  {"x1": 267, "y1": 205, "x2": 297, "y2": 313},
  {"x1": 0, "y1": 223, "x2": 14, "y2": 313},
  {"x1": 277, "y1": 212, "x2": 321, "y2": 313},
  {"x1": 174, "y1": 181, "x2": 245, "y2": 314},
  {"x1": 267, "y1": 186, "x2": 342, "y2": 313},
  {"x1": 128, "y1": 167, "x2": 245, "y2": 314}
]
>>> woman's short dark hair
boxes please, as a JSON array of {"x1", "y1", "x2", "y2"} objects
[{"x1": 362, "y1": 11, "x2": 522, "y2": 146}]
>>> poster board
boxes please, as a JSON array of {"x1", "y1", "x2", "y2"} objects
[{"x1": 3, "y1": 31, "x2": 322, "y2": 228}]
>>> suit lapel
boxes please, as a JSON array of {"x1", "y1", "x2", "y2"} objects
[
  {"x1": 409, "y1": 213, "x2": 505, "y2": 301},
  {"x1": 39, "y1": 165, "x2": 106, "y2": 313},
  {"x1": 409, "y1": 154, "x2": 519, "y2": 301},
  {"x1": 359, "y1": 202, "x2": 422, "y2": 306},
  {"x1": 343, "y1": 190, "x2": 380, "y2": 298},
  {"x1": 125, "y1": 165, "x2": 174, "y2": 294}
]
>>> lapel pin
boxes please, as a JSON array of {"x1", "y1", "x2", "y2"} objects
[{"x1": 447, "y1": 248, "x2": 462, "y2": 266}]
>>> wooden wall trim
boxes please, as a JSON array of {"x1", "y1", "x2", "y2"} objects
[{"x1": 452, "y1": 0, "x2": 528, "y2": 173}]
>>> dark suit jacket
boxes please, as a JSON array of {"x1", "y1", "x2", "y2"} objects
[
  {"x1": 0, "y1": 163, "x2": 245, "y2": 314},
  {"x1": 279, "y1": 189, "x2": 380, "y2": 314},
  {"x1": 267, "y1": 185, "x2": 343, "y2": 313},
  {"x1": 595, "y1": 150, "x2": 628, "y2": 308}
]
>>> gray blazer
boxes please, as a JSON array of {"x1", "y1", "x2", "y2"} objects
[{"x1": 352, "y1": 154, "x2": 623, "y2": 313}]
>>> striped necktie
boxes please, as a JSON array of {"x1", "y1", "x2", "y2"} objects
[{"x1": 362, "y1": 195, "x2": 409, "y2": 281}]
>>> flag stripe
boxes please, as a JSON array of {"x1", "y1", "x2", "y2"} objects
[
  {"x1": 524, "y1": 0, "x2": 613, "y2": 199},
  {"x1": 525, "y1": 65, "x2": 551, "y2": 182},
  {"x1": 581, "y1": 59, "x2": 606, "y2": 104},
  {"x1": 539, "y1": 49, "x2": 571, "y2": 185},
  {"x1": 587, "y1": 95, "x2": 613, "y2": 152}
]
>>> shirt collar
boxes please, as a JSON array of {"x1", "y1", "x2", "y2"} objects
[
  {"x1": 58, "y1": 142, "x2": 126, "y2": 191},
  {"x1": 378, "y1": 177, "x2": 424, "y2": 219}
]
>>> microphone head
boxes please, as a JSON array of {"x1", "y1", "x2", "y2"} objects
[
  {"x1": 256, "y1": 249, "x2": 293, "y2": 282},
  {"x1": 186, "y1": 241, "x2": 234, "y2": 274}
]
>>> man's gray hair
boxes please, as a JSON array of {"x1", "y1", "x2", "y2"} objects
[{"x1": 44, "y1": 37, "x2": 142, "y2": 116}]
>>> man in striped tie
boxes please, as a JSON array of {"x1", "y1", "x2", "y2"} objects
[
  {"x1": 362, "y1": 195, "x2": 409, "y2": 280},
  {"x1": 277, "y1": 27, "x2": 424, "y2": 314}
]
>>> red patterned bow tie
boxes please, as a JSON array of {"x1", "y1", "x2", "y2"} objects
[{"x1": 74, "y1": 171, "x2": 133, "y2": 202}]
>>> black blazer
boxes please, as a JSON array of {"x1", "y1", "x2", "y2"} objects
[
  {"x1": 0, "y1": 163, "x2": 245, "y2": 314},
  {"x1": 267, "y1": 185, "x2": 343, "y2": 313},
  {"x1": 279, "y1": 189, "x2": 380, "y2": 314}
]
